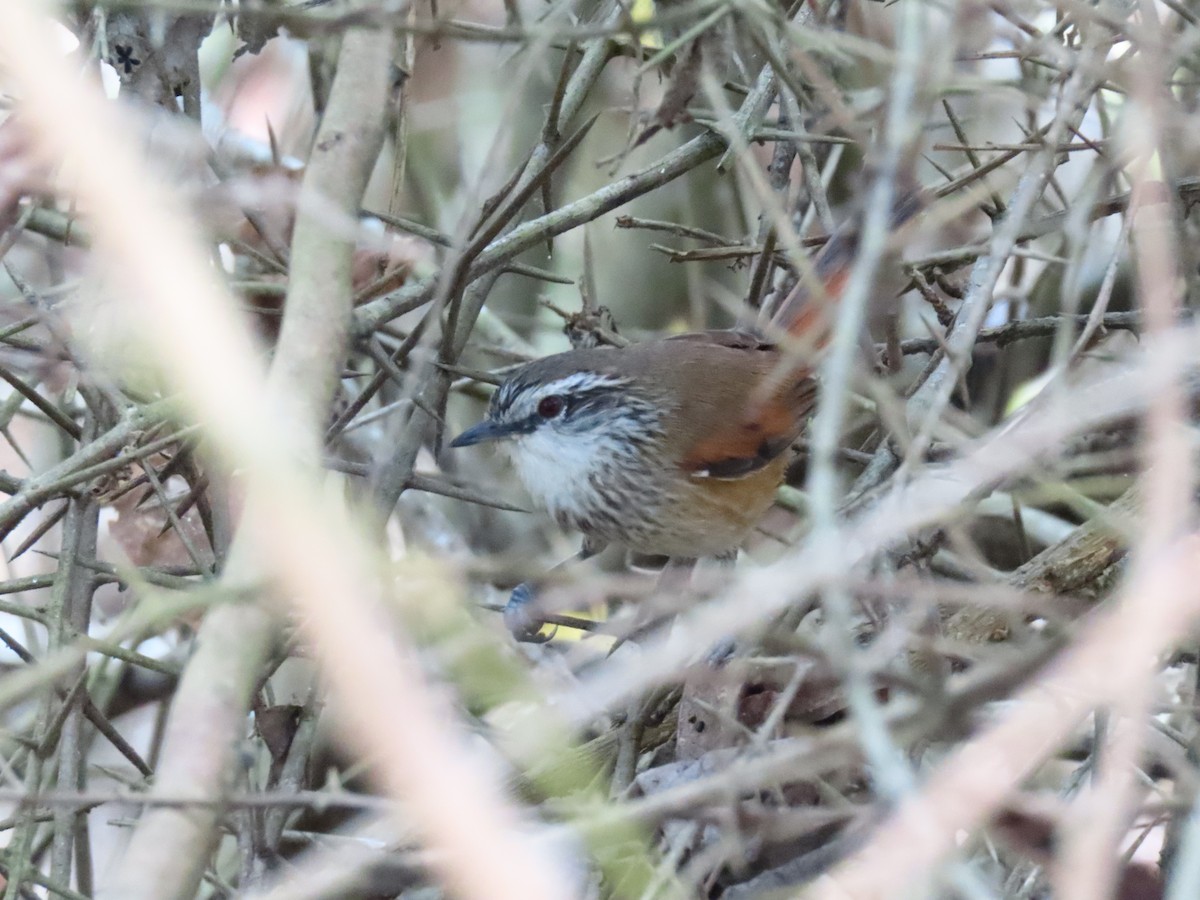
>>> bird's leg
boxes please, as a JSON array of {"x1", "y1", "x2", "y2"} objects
[
  {"x1": 610, "y1": 551, "x2": 744, "y2": 653},
  {"x1": 504, "y1": 537, "x2": 605, "y2": 643},
  {"x1": 658, "y1": 555, "x2": 700, "y2": 590},
  {"x1": 606, "y1": 556, "x2": 699, "y2": 654}
]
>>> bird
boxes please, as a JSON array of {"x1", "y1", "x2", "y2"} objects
[{"x1": 452, "y1": 195, "x2": 920, "y2": 639}]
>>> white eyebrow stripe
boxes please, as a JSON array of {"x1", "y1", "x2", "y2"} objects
[{"x1": 535, "y1": 372, "x2": 628, "y2": 397}]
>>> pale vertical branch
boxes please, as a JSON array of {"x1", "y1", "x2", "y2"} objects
[
  {"x1": 98, "y1": 606, "x2": 274, "y2": 900},
  {"x1": 268, "y1": 37, "x2": 395, "y2": 454},
  {"x1": 802, "y1": 0, "x2": 941, "y2": 803},
  {"x1": 5, "y1": 417, "x2": 99, "y2": 899},
  {"x1": 101, "y1": 9, "x2": 397, "y2": 900},
  {"x1": 48, "y1": 454, "x2": 100, "y2": 889},
  {"x1": 1054, "y1": 4, "x2": 1192, "y2": 896},
  {"x1": 1168, "y1": 797, "x2": 1200, "y2": 900}
]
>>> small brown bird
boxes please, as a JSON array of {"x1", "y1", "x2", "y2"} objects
[
  {"x1": 452, "y1": 198, "x2": 917, "y2": 636},
  {"x1": 452, "y1": 330, "x2": 818, "y2": 560}
]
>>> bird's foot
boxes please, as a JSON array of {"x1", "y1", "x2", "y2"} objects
[
  {"x1": 705, "y1": 638, "x2": 737, "y2": 668},
  {"x1": 504, "y1": 582, "x2": 556, "y2": 644}
]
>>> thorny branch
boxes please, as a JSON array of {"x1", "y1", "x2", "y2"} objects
[{"x1": 1, "y1": 0, "x2": 1199, "y2": 897}]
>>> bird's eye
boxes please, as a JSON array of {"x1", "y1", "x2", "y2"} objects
[{"x1": 537, "y1": 395, "x2": 566, "y2": 419}]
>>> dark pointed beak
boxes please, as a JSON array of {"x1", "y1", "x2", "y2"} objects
[{"x1": 450, "y1": 419, "x2": 519, "y2": 448}]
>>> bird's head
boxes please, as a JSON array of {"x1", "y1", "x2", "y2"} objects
[{"x1": 453, "y1": 356, "x2": 662, "y2": 448}]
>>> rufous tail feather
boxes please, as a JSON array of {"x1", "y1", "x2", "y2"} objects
[{"x1": 764, "y1": 189, "x2": 926, "y2": 346}]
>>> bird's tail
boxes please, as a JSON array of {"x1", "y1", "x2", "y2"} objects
[{"x1": 762, "y1": 189, "x2": 925, "y2": 346}]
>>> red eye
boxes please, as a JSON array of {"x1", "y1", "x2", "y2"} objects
[{"x1": 537, "y1": 395, "x2": 565, "y2": 418}]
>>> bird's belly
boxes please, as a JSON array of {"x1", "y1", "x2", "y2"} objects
[
  {"x1": 549, "y1": 457, "x2": 786, "y2": 559},
  {"x1": 647, "y1": 460, "x2": 786, "y2": 557},
  {"x1": 509, "y1": 431, "x2": 786, "y2": 558}
]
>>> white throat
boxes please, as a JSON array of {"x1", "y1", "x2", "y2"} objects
[{"x1": 506, "y1": 428, "x2": 625, "y2": 521}]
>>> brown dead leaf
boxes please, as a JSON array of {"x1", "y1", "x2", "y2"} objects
[
  {"x1": 677, "y1": 657, "x2": 845, "y2": 760},
  {"x1": 255, "y1": 703, "x2": 304, "y2": 767},
  {"x1": 105, "y1": 465, "x2": 213, "y2": 571}
]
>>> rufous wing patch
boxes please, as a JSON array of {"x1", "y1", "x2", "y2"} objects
[{"x1": 680, "y1": 398, "x2": 801, "y2": 479}]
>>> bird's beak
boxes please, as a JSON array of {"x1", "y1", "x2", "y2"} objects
[{"x1": 450, "y1": 419, "x2": 519, "y2": 447}]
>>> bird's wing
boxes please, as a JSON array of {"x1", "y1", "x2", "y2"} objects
[{"x1": 631, "y1": 336, "x2": 817, "y2": 480}]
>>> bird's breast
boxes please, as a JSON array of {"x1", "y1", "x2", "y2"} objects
[
  {"x1": 507, "y1": 430, "x2": 670, "y2": 546},
  {"x1": 508, "y1": 430, "x2": 784, "y2": 558}
]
